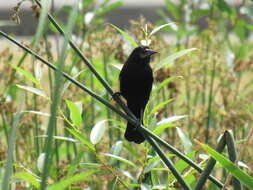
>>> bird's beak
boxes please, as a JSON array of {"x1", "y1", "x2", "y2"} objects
[{"x1": 143, "y1": 49, "x2": 158, "y2": 57}]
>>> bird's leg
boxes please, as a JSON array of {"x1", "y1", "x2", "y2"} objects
[{"x1": 133, "y1": 108, "x2": 144, "y2": 130}]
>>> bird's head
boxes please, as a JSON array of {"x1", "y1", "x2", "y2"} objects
[{"x1": 127, "y1": 46, "x2": 157, "y2": 63}]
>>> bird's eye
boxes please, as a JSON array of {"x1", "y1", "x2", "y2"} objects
[{"x1": 139, "y1": 51, "x2": 146, "y2": 58}]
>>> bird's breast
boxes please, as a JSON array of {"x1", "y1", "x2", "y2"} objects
[{"x1": 120, "y1": 63, "x2": 153, "y2": 101}]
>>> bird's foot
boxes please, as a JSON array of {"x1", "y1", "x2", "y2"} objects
[
  {"x1": 111, "y1": 92, "x2": 122, "y2": 101},
  {"x1": 133, "y1": 119, "x2": 142, "y2": 130}
]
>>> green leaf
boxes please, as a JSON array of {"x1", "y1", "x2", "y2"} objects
[
  {"x1": 11, "y1": 65, "x2": 40, "y2": 85},
  {"x1": 90, "y1": 120, "x2": 107, "y2": 144},
  {"x1": 0, "y1": 20, "x2": 16, "y2": 27},
  {"x1": 110, "y1": 141, "x2": 123, "y2": 156},
  {"x1": 157, "y1": 115, "x2": 188, "y2": 125},
  {"x1": 165, "y1": 0, "x2": 180, "y2": 20},
  {"x1": 152, "y1": 76, "x2": 182, "y2": 95},
  {"x1": 150, "y1": 98, "x2": 174, "y2": 114},
  {"x1": 67, "y1": 128, "x2": 95, "y2": 152},
  {"x1": 176, "y1": 127, "x2": 192, "y2": 153},
  {"x1": 34, "y1": 62, "x2": 42, "y2": 82},
  {"x1": 20, "y1": 110, "x2": 52, "y2": 118},
  {"x1": 37, "y1": 153, "x2": 46, "y2": 173},
  {"x1": 199, "y1": 143, "x2": 253, "y2": 189},
  {"x1": 102, "y1": 153, "x2": 136, "y2": 167},
  {"x1": 66, "y1": 100, "x2": 83, "y2": 127},
  {"x1": 108, "y1": 23, "x2": 138, "y2": 48},
  {"x1": 47, "y1": 171, "x2": 97, "y2": 190},
  {"x1": 12, "y1": 172, "x2": 40, "y2": 188},
  {"x1": 149, "y1": 22, "x2": 177, "y2": 36},
  {"x1": 80, "y1": 162, "x2": 101, "y2": 168},
  {"x1": 110, "y1": 141, "x2": 123, "y2": 164},
  {"x1": 154, "y1": 48, "x2": 197, "y2": 71},
  {"x1": 34, "y1": 0, "x2": 51, "y2": 48},
  {"x1": 153, "y1": 122, "x2": 176, "y2": 135},
  {"x1": 110, "y1": 63, "x2": 123, "y2": 71},
  {"x1": 37, "y1": 135, "x2": 78, "y2": 142},
  {"x1": 143, "y1": 160, "x2": 160, "y2": 174},
  {"x1": 216, "y1": 0, "x2": 231, "y2": 14},
  {"x1": 16, "y1": 84, "x2": 48, "y2": 98},
  {"x1": 96, "y1": 1, "x2": 123, "y2": 16}
]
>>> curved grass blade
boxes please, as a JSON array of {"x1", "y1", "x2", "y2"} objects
[
  {"x1": 149, "y1": 22, "x2": 177, "y2": 36},
  {"x1": 102, "y1": 153, "x2": 136, "y2": 167},
  {"x1": 11, "y1": 64, "x2": 40, "y2": 85},
  {"x1": 198, "y1": 141, "x2": 253, "y2": 189},
  {"x1": 47, "y1": 171, "x2": 97, "y2": 190},
  {"x1": 108, "y1": 23, "x2": 138, "y2": 48},
  {"x1": 12, "y1": 171, "x2": 40, "y2": 188},
  {"x1": 1, "y1": 93, "x2": 24, "y2": 190},
  {"x1": 154, "y1": 48, "x2": 197, "y2": 71},
  {"x1": 16, "y1": 84, "x2": 48, "y2": 98}
]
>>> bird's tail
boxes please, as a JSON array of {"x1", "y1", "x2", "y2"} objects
[{"x1": 124, "y1": 122, "x2": 145, "y2": 144}]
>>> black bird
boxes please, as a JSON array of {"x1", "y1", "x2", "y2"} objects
[{"x1": 119, "y1": 46, "x2": 157, "y2": 144}]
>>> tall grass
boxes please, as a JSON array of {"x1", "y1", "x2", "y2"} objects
[{"x1": 0, "y1": 0, "x2": 253, "y2": 189}]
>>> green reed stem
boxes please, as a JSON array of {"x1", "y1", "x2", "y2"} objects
[{"x1": 194, "y1": 133, "x2": 226, "y2": 190}]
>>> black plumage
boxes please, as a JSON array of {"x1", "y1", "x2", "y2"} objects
[{"x1": 119, "y1": 46, "x2": 157, "y2": 144}]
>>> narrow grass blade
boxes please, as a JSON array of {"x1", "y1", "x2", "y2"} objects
[
  {"x1": 96, "y1": 1, "x2": 123, "y2": 16},
  {"x1": 1, "y1": 92, "x2": 24, "y2": 190},
  {"x1": 149, "y1": 22, "x2": 177, "y2": 36},
  {"x1": 67, "y1": 128, "x2": 95, "y2": 152},
  {"x1": 176, "y1": 127, "x2": 192, "y2": 154},
  {"x1": 150, "y1": 98, "x2": 174, "y2": 114},
  {"x1": 154, "y1": 48, "x2": 197, "y2": 71},
  {"x1": 16, "y1": 84, "x2": 48, "y2": 98},
  {"x1": 12, "y1": 171, "x2": 40, "y2": 188},
  {"x1": 33, "y1": 0, "x2": 51, "y2": 48},
  {"x1": 108, "y1": 23, "x2": 138, "y2": 48},
  {"x1": 102, "y1": 153, "x2": 136, "y2": 167},
  {"x1": 197, "y1": 137, "x2": 253, "y2": 189},
  {"x1": 66, "y1": 99, "x2": 83, "y2": 127},
  {"x1": 47, "y1": 171, "x2": 97, "y2": 190},
  {"x1": 40, "y1": 2, "x2": 78, "y2": 189},
  {"x1": 11, "y1": 64, "x2": 40, "y2": 85},
  {"x1": 152, "y1": 76, "x2": 182, "y2": 95},
  {"x1": 153, "y1": 123, "x2": 176, "y2": 135},
  {"x1": 157, "y1": 115, "x2": 188, "y2": 125}
]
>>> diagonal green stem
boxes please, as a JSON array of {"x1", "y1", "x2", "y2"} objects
[
  {"x1": 140, "y1": 126, "x2": 224, "y2": 188},
  {"x1": 146, "y1": 136, "x2": 192, "y2": 190},
  {"x1": 194, "y1": 133, "x2": 226, "y2": 189},
  {"x1": 225, "y1": 131, "x2": 243, "y2": 190}
]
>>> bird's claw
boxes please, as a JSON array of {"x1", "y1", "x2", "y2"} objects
[
  {"x1": 111, "y1": 92, "x2": 122, "y2": 101},
  {"x1": 133, "y1": 119, "x2": 142, "y2": 130}
]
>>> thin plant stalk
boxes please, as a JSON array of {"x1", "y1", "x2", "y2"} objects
[
  {"x1": 1, "y1": 93, "x2": 24, "y2": 190},
  {"x1": 40, "y1": 3, "x2": 78, "y2": 189},
  {"x1": 205, "y1": 57, "x2": 216, "y2": 143},
  {"x1": 223, "y1": 131, "x2": 242, "y2": 190},
  {"x1": 194, "y1": 133, "x2": 226, "y2": 190},
  {"x1": 146, "y1": 136, "x2": 192, "y2": 190}
]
